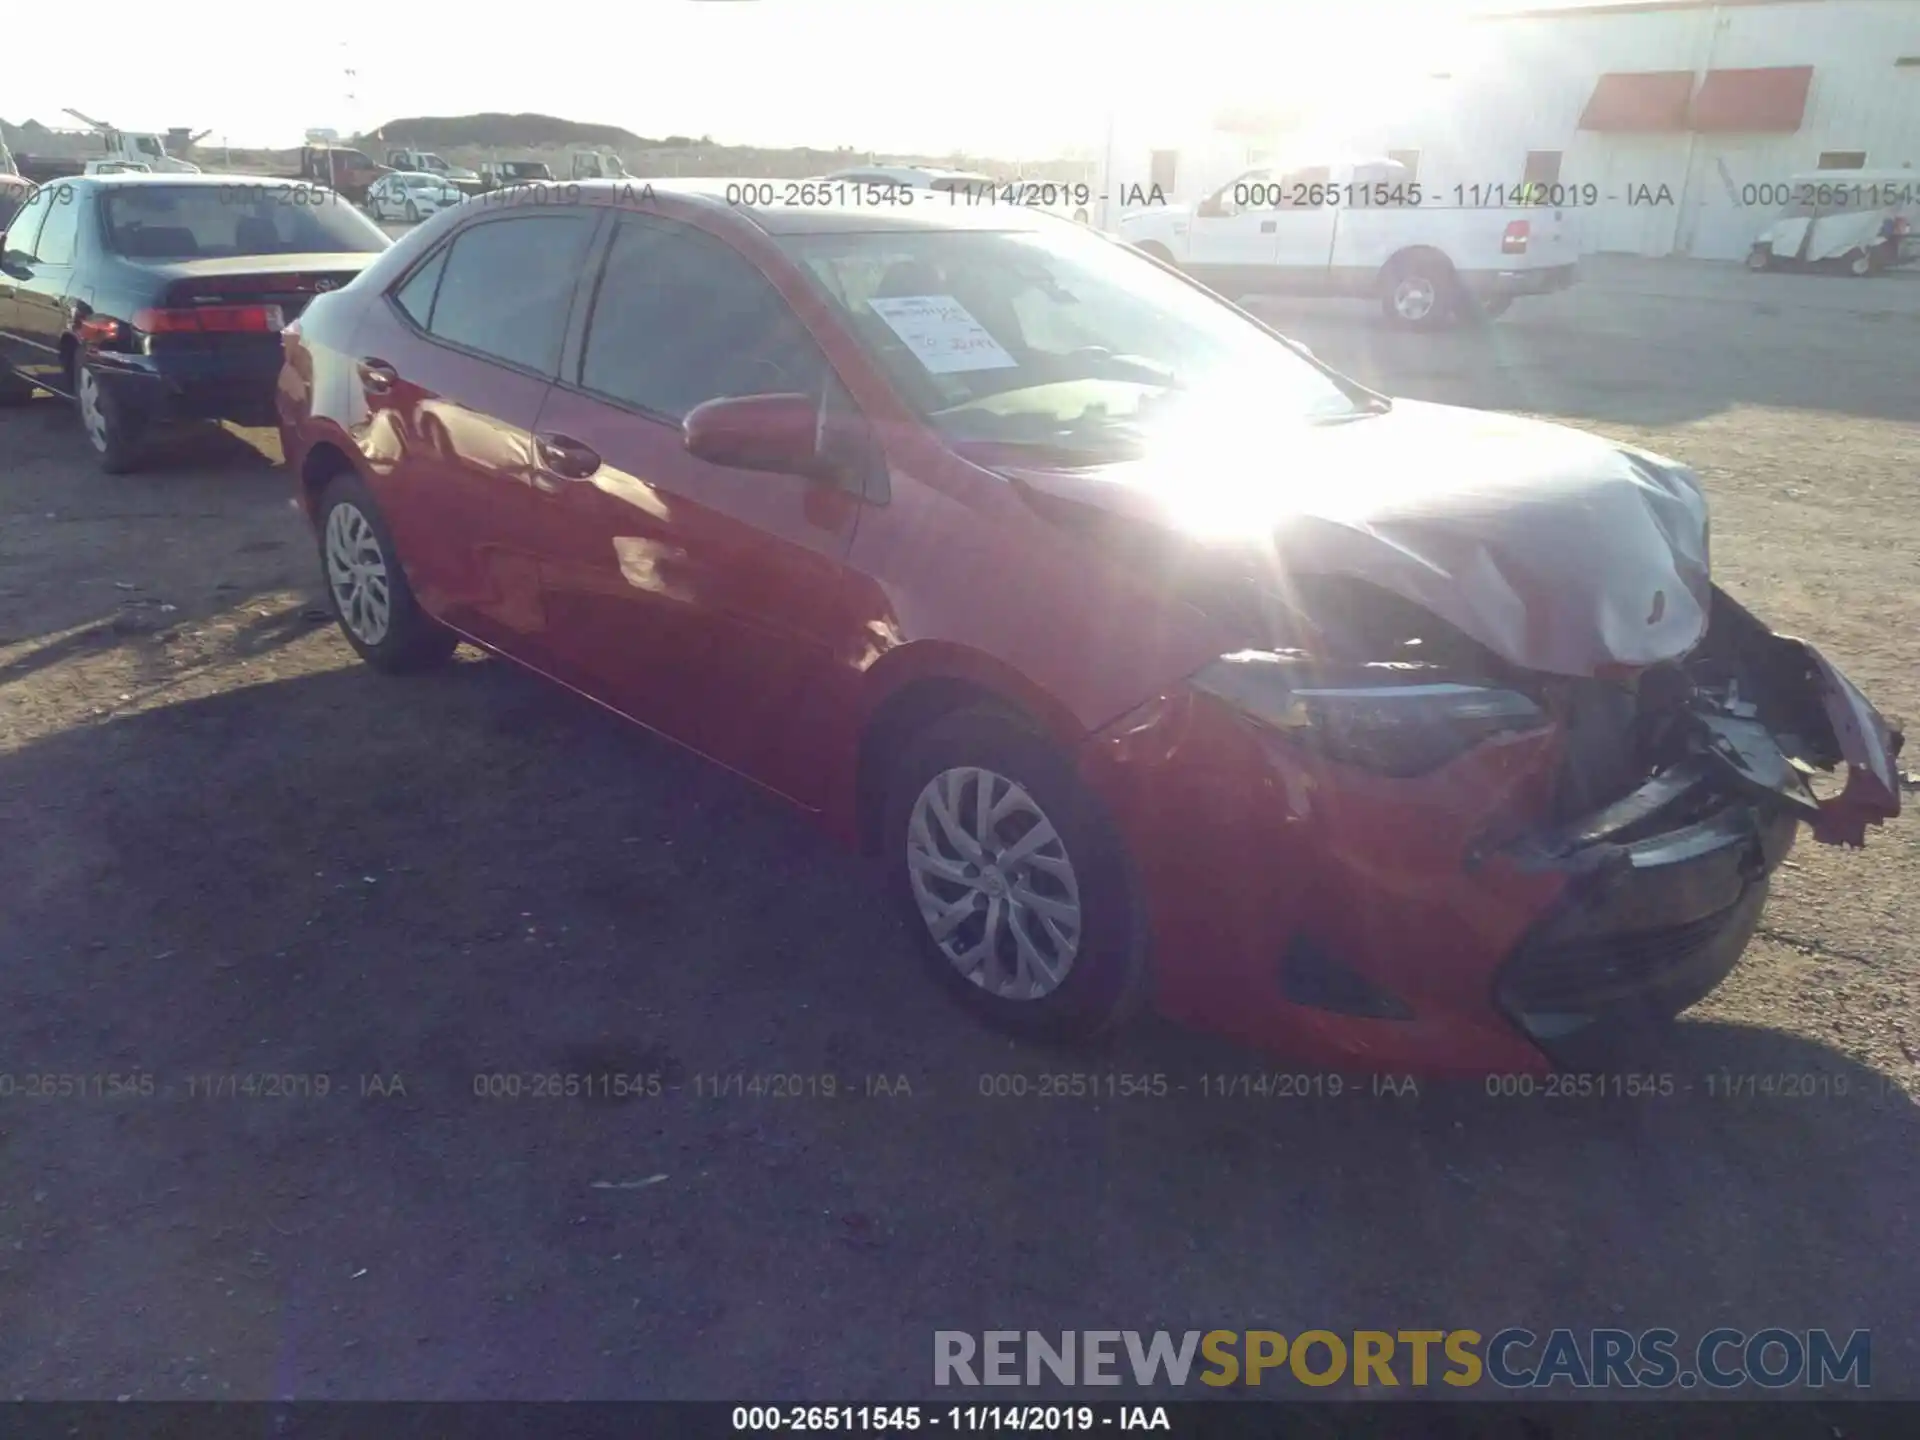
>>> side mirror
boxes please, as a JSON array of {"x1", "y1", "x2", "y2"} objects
[{"x1": 683, "y1": 393, "x2": 832, "y2": 479}]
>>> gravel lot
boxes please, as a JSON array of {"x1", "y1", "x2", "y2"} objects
[{"x1": 1, "y1": 257, "x2": 1915, "y2": 1408}]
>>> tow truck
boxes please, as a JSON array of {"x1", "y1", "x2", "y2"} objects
[{"x1": 9, "y1": 108, "x2": 201, "y2": 185}]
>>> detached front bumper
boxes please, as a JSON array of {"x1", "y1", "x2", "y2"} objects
[
  {"x1": 1079, "y1": 633, "x2": 1899, "y2": 1075},
  {"x1": 1496, "y1": 762, "x2": 1797, "y2": 1064}
]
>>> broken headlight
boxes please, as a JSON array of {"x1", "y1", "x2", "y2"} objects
[{"x1": 1192, "y1": 650, "x2": 1550, "y2": 778}]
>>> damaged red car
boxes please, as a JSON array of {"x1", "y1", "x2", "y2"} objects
[{"x1": 276, "y1": 185, "x2": 1904, "y2": 1075}]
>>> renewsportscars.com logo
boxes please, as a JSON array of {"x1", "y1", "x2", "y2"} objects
[{"x1": 934, "y1": 1329, "x2": 1872, "y2": 1391}]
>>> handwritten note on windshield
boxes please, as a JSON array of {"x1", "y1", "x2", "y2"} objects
[{"x1": 866, "y1": 295, "x2": 1019, "y2": 375}]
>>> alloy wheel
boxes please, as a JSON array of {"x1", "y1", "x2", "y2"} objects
[
  {"x1": 78, "y1": 366, "x2": 109, "y2": 453},
  {"x1": 906, "y1": 766, "x2": 1082, "y2": 1001},
  {"x1": 1393, "y1": 276, "x2": 1438, "y2": 322},
  {"x1": 324, "y1": 502, "x2": 393, "y2": 645}
]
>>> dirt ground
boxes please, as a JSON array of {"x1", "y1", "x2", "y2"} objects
[{"x1": 1, "y1": 258, "x2": 1915, "y2": 1408}]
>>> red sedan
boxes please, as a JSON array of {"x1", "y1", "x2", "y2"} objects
[{"x1": 276, "y1": 182, "x2": 1903, "y2": 1075}]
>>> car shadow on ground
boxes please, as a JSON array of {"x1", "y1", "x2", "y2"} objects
[
  {"x1": 5, "y1": 392, "x2": 278, "y2": 475},
  {"x1": 3, "y1": 657, "x2": 1913, "y2": 1397}
]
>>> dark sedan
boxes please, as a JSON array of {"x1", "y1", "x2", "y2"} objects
[{"x1": 0, "y1": 174, "x2": 389, "y2": 472}]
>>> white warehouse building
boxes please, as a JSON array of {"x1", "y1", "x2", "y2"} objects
[{"x1": 1100, "y1": 0, "x2": 1920, "y2": 260}]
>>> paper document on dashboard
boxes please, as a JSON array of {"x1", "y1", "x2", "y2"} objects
[{"x1": 866, "y1": 295, "x2": 1019, "y2": 375}]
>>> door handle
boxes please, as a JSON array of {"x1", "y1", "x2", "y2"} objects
[
  {"x1": 534, "y1": 431, "x2": 602, "y2": 484},
  {"x1": 357, "y1": 357, "x2": 397, "y2": 393},
  {"x1": 1260, "y1": 220, "x2": 1276, "y2": 233}
]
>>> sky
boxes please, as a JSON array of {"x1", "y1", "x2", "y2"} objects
[{"x1": 7, "y1": 0, "x2": 1617, "y2": 157}]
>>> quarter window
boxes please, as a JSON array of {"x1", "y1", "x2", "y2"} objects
[{"x1": 392, "y1": 245, "x2": 450, "y2": 328}]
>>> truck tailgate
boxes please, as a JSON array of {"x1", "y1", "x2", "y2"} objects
[{"x1": 1512, "y1": 207, "x2": 1579, "y2": 268}]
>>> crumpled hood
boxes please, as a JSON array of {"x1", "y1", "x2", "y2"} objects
[{"x1": 989, "y1": 399, "x2": 1713, "y2": 678}]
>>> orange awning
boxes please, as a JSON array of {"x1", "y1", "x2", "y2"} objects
[
  {"x1": 1688, "y1": 66, "x2": 1814, "y2": 132},
  {"x1": 1578, "y1": 71, "x2": 1695, "y2": 132}
]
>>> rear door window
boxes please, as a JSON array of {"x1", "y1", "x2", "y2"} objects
[
  {"x1": 423, "y1": 212, "x2": 595, "y2": 375},
  {"x1": 31, "y1": 185, "x2": 83, "y2": 265},
  {"x1": 3, "y1": 185, "x2": 50, "y2": 256}
]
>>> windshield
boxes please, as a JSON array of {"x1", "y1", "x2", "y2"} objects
[
  {"x1": 401, "y1": 174, "x2": 451, "y2": 190},
  {"x1": 778, "y1": 224, "x2": 1370, "y2": 459},
  {"x1": 102, "y1": 185, "x2": 391, "y2": 259},
  {"x1": 505, "y1": 162, "x2": 552, "y2": 178}
]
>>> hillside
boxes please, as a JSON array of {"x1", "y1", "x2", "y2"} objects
[
  {"x1": 4, "y1": 111, "x2": 1090, "y2": 186},
  {"x1": 365, "y1": 113, "x2": 645, "y2": 151}
]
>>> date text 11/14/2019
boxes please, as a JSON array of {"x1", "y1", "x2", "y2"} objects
[{"x1": 729, "y1": 1405, "x2": 1171, "y2": 1431}]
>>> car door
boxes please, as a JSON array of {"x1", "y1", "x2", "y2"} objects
[
  {"x1": 5, "y1": 181, "x2": 85, "y2": 390},
  {"x1": 1184, "y1": 169, "x2": 1281, "y2": 295},
  {"x1": 1265, "y1": 165, "x2": 1341, "y2": 294},
  {"x1": 524, "y1": 212, "x2": 865, "y2": 807},
  {"x1": 0, "y1": 183, "x2": 54, "y2": 378},
  {"x1": 354, "y1": 206, "x2": 601, "y2": 663}
]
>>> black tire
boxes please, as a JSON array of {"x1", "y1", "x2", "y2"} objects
[
  {"x1": 405, "y1": 199, "x2": 420, "y2": 224},
  {"x1": 1380, "y1": 254, "x2": 1461, "y2": 331},
  {"x1": 883, "y1": 706, "x2": 1147, "y2": 1045},
  {"x1": 1746, "y1": 245, "x2": 1775, "y2": 272},
  {"x1": 314, "y1": 470, "x2": 458, "y2": 673},
  {"x1": 1844, "y1": 246, "x2": 1877, "y2": 277},
  {"x1": 74, "y1": 356, "x2": 150, "y2": 474},
  {"x1": 1135, "y1": 241, "x2": 1176, "y2": 268}
]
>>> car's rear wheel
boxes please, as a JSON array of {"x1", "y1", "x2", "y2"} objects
[
  {"x1": 1381, "y1": 255, "x2": 1460, "y2": 330},
  {"x1": 316, "y1": 472, "x2": 457, "y2": 673},
  {"x1": 883, "y1": 707, "x2": 1145, "y2": 1044},
  {"x1": 1845, "y1": 246, "x2": 1877, "y2": 277},
  {"x1": 75, "y1": 358, "x2": 149, "y2": 474}
]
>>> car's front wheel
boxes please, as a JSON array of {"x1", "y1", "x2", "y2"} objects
[
  {"x1": 316, "y1": 472, "x2": 457, "y2": 673},
  {"x1": 884, "y1": 707, "x2": 1145, "y2": 1044},
  {"x1": 405, "y1": 199, "x2": 420, "y2": 224}
]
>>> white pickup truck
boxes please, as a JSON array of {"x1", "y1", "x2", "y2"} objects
[{"x1": 1117, "y1": 158, "x2": 1578, "y2": 330}]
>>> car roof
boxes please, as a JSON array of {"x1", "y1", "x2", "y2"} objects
[{"x1": 545, "y1": 178, "x2": 1054, "y2": 236}]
